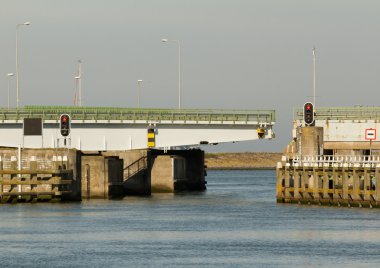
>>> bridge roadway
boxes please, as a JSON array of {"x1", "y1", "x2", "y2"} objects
[{"x1": 0, "y1": 106, "x2": 275, "y2": 151}]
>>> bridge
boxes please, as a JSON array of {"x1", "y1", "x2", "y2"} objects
[{"x1": 0, "y1": 106, "x2": 275, "y2": 151}]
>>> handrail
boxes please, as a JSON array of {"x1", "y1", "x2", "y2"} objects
[
  {"x1": 288, "y1": 155, "x2": 380, "y2": 168},
  {"x1": 294, "y1": 106, "x2": 380, "y2": 120},
  {"x1": 124, "y1": 156, "x2": 147, "y2": 180},
  {"x1": 0, "y1": 106, "x2": 275, "y2": 123}
]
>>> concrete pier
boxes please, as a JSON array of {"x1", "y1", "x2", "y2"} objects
[
  {"x1": 277, "y1": 161, "x2": 380, "y2": 207},
  {"x1": 278, "y1": 119, "x2": 380, "y2": 208},
  {"x1": 0, "y1": 147, "x2": 207, "y2": 202},
  {"x1": 106, "y1": 149, "x2": 206, "y2": 196},
  {"x1": 0, "y1": 148, "x2": 81, "y2": 203}
]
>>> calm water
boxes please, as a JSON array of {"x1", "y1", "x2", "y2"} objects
[{"x1": 1, "y1": 170, "x2": 380, "y2": 267}]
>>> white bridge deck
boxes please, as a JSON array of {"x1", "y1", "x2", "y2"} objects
[{"x1": 0, "y1": 106, "x2": 275, "y2": 150}]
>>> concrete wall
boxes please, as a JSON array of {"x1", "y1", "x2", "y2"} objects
[
  {"x1": 82, "y1": 156, "x2": 107, "y2": 199},
  {"x1": 297, "y1": 127, "x2": 323, "y2": 156},
  {"x1": 150, "y1": 149, "x2": 206, "y2": 193},
  {"x1": 81, "y1": 155, "x2": 123, "y2": 199},
  {"x1": 151, "y1": 155, "x2": 174, "y2": 193},
  {"x1": 0, "y1": 147, "x2": 81, "y2": 201},
  {"x1": 103, "y1": 150, "x2": 149, "y2": 195}
]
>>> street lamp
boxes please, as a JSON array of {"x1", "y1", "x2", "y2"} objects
[
  {"x1": 16, "y1": 21, "x2": 31, "y2": 109},
  {"x1": 74, "y1": 76, "x2": 80, "y2": 106},
  {"x1": 75, "y1": 60, "x2": 82, "y2": 106},
  {"x1": 161, "y1": 38, "x2": 182, "y2": 110},
  {"x1": 7, "y1": 73, "x2": 15, "y2": 109},
  {"x1": 137, "y1": 80, "x2": 143, "y2": 108}
]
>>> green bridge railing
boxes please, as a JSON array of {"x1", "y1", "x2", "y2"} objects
[
  {"x1": 0, "y1": 106, "x2": 275, "y2": 123},
  {"x1": 294, "y1": 106, "x2": 380, "y2": 120}
]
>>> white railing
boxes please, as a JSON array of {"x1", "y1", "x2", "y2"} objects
[
  {"x1": 289, "y1": 155, "x2": 380, "y2": 168},
  {"x1": 0, "y1": 155, "x2": 69, "y2": 170}
]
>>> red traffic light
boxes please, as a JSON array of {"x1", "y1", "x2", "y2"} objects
[
  {"x1": 303, "y1": 102, "x2": 314, "y2": 126},
  {"x1": 60, "y1": 114, "x2": 71, "y2": 137}
]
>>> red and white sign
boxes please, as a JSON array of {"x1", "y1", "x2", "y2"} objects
[{"x1": 365, "y1": 128, "x2": 377, "y2": 141}]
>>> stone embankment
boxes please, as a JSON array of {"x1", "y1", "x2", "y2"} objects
[{"x1": 205, "y1": 152, "x2": 281, "y2": 170}]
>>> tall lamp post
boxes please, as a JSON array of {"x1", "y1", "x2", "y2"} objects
[
  {"x1": 137, "y1": 79, "x2": 143, "y2": 108},
  {"x1": 75, "y1": 60, "x2": 82, "y2": 107},
  {"x1": 16, "y1": 21, "x2": 31, "y2": 109},
  {"x1": 161, "y1": 38, "x2": 181, "y2": 110},
  {"x1": 312, "y1": 47, "x2": 316, "y2": 109},
  {"x1": 7, "y1": 73, "x2": 15, "y2": 109}
]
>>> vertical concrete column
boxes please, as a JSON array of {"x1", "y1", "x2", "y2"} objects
[
  {"x1": 376, "y1": 168, "x2": 380, "y2": 205},
  {"x1": 52, "y1": 156, "x2": 58, "y2": 170},
  {"x1": 30, "y1": 156, "x2": 37, "y2": 170},
  {"x1": 63, "y1": 156, "x2": 68, "y2": 170},
  {"x1": 284, "y1": 168, "x2": 290, "y2": 201},
  {"x1": 342, "y1": 170, "x2": 349, "y2": 200},
  {"x1": 151, "y1": 155, "x2": 174, "y2": 193},
  {"x1": 11, "y1": 156, "x2": 17, "y2": 170},
  {"x1": 332, "y1": 169, "x2": 337, "y2": 200},
  {"x1": 299, "y1": 127, "x2": 324, "y2": 156},
  {"x1": 0, "y1": 156, "x2": 2, "y2": 193},
  {"x1": 293, "y1": 169, "x2": 300, "y2": 199},
  {"x1": 352, "y1": 168, "x2": 360, "y2": 202},
  {"x1": 323, "y1": 170, "x2": 330, "y2": 199},
  {"x1": 276, "y1": 167, "x2": 284, "y2": 199},
  {"x1": 313, "y1": 169, "x2": 320, "y2": 200},
  {"x1": 303, "y1": 169, "x2": 311, "y2": 200},
  {"x1": 333, "y1": 171, "x2": 340, "y2": 200},
  {"x1": 363, "y1": 168, "x2": 370, "y2": 201}
]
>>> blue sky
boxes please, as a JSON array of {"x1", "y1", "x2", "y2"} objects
[{"x1": 1, "y1": 0, "x2": 380, "y2": 152}]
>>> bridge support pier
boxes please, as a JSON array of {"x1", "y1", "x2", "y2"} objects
[{"x1": 100, "y1": 148, "x2": 207, "y2": 197}]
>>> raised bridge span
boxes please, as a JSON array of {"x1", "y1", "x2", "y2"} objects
[{"x1": 0, "y1": 106, "x2": 275, "y2": 151}]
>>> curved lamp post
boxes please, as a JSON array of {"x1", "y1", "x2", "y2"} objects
[
  {"x1": 16, "y1": 21, "x2": 31, "y2": 109},
  {"x1": 7, "y1": 73, "x2": 15, "y2": 109},
  {"x1": 161, "y1": 38, "x2": 181, "y2": 110},
  {"x1": 137, "y1": 79, "x2": 143, "y2": 108}
]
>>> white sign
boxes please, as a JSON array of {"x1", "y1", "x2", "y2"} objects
[{"x1": 365, "y1": 128, "x2": 376, "y2": 141}]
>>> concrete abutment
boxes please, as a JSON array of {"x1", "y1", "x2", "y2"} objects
[{"x1": 0, "y1": 147, "x2": 206, "y2": 202}]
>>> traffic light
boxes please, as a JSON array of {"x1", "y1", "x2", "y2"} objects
[
  {"x1": 60, "y1": 114, "x2": 71, "y2": 137},
  {"x1": 303, "y1": 102, "x2": 314, "y2": 126}
]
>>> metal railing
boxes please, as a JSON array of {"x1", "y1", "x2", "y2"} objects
[
  {"x1": 0, "y1": 106, "x2": 275, "y2": 123},
  {"x1": 124, "y1": 156, "x2": 147, "y2": 181},
  {"x1": 294, "y1": 106, "x2": 380, "y2": 120},
  {"x1": 288, "y1": 155, "x2": 380, "y2": 168}
]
